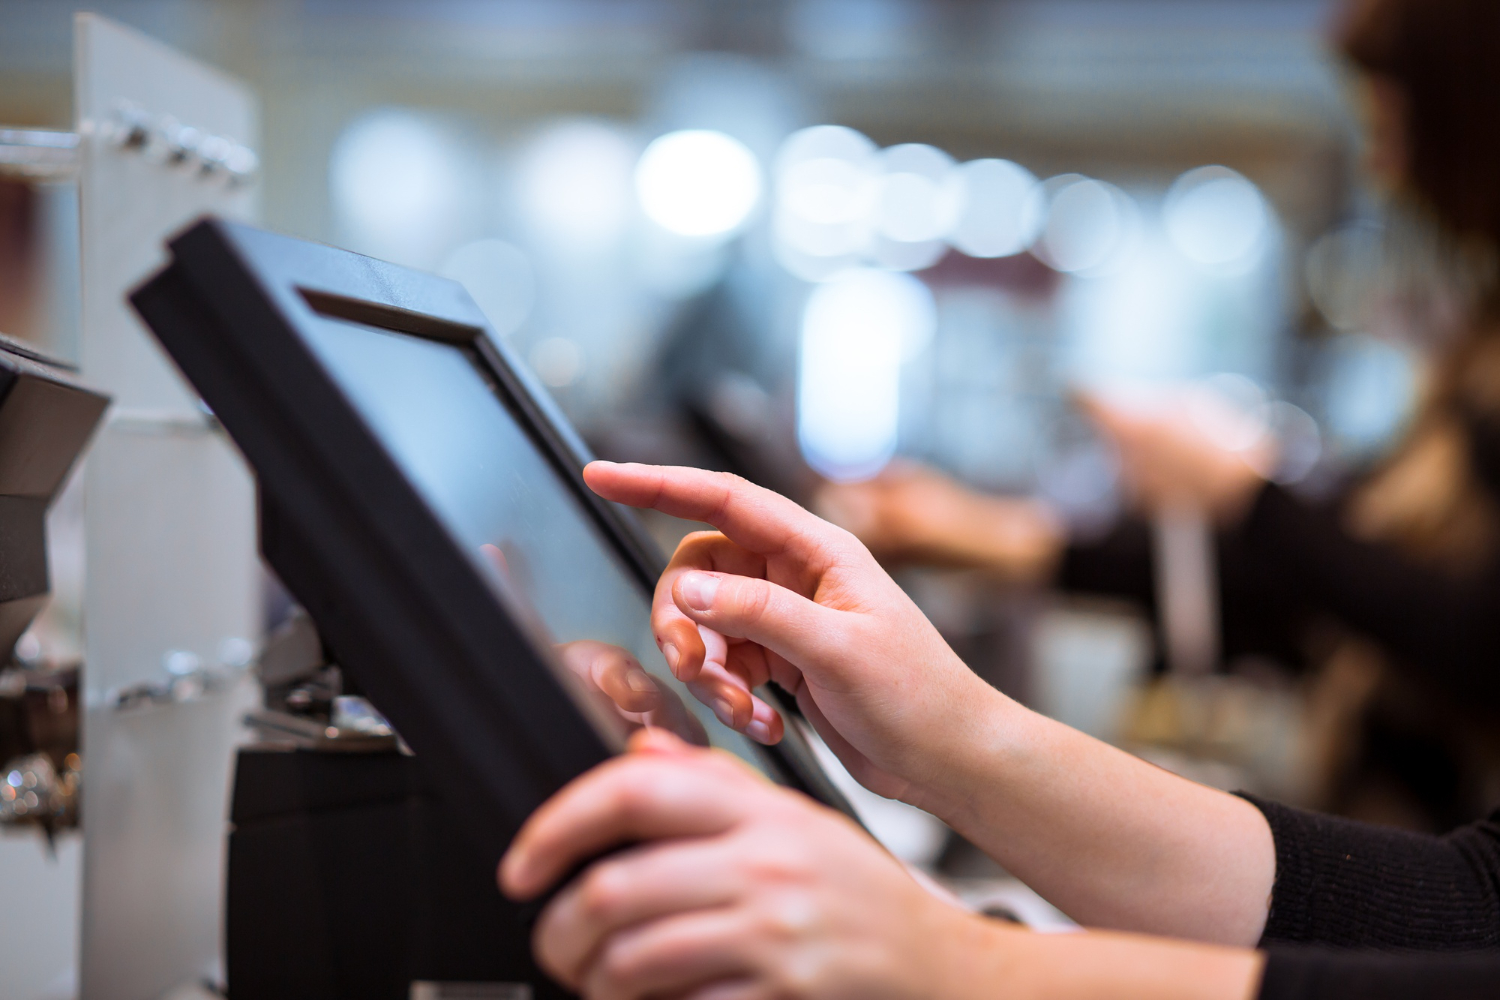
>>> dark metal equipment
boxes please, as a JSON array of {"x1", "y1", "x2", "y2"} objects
[{"x1": 0, "y1": 334, "x2": 107, "y2": 836}]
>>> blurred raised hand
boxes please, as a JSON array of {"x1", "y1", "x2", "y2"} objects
[
  {"x1": 1078, "y1": 387, "x2": 1273, "y2": 525},
  {"x1": 813, "y1": 461, "x2": 1064, "y2": 582}
]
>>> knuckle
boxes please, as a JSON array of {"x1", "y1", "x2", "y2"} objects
[
  {"x1": 594, "y1": 936, "x2": 643, "y2": 990},
  {"x1": 576, "y1": 863, "x2": 627, "y2": 924},
  {"x1": 608, "y1": 768, "x2": 663, "y2": 823},
  {"x1": 736, "y1": 580, "x2": 773, "y2": 624}
]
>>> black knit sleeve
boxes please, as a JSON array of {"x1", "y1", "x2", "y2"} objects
[
  {"x1": 1238, "y1": 483, "x2": 1500, "y2": 705},
  {"x1": 1257, "y1": 948, "x2": 1500, "y2": 1000},
  {"x1": 1242, "y1": 794, "x2": 1500, "y2": 949}
]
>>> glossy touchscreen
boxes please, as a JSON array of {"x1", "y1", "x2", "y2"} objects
[{"x1": 299, "y1": 314, "x2": 773, "y2": 772}]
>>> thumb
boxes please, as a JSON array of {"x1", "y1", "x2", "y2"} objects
[{"x1": 671, "y1": 570, "x2": 848, "y2": 675}]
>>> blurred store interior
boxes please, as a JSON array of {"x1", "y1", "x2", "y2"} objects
[{"x1": 0, "y1": 0, "x2": 1452, "y2": 996}]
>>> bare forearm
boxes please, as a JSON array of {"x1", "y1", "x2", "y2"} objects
[
  {"x1": 918, "y1": 690, "x2": 1275, "y2": 946},
  {"x1": 992, "y1": 926, "x2": 1265, "y2": 1000}
]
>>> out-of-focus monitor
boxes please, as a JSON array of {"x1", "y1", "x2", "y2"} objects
[
  {"x1": 0, "y1": 335, "x2": 109, "y2": 657},
  {"x1": 130, "y1": 219, "x2": 852, "y2": 869}
]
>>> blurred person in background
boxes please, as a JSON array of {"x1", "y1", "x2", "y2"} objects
[{"x1": 818, "y1": 0, "x2": 1500, "y2": 833}]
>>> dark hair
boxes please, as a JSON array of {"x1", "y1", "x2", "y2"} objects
[{"x1": 1339, "y1": 0, "x2": 1500, "y2": 252}]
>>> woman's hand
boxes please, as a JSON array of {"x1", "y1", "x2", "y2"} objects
[
  {"x1": 583, "y1": 461, "x2": 1002, "y2": 806},
  {"x1": 814, "y1": 462, "x2": 1064, "y2": 581},
  {"x1": 584, "y1": 462, "x2": 1276, "y2": 947},
  {"x1": 554, "y1": 640, "x2": 709, "y2": 746},
  {"x1": 503, "y1": 730, "x2": 995, "y2": 1000},
  {"x1": 501, "y1": 731, "x2": 1267, "y2": 1000}
]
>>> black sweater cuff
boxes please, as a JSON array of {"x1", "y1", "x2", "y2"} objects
[
  {"x1": 1240, "y1": 794, "x2": 1500, "y2": 950},
  {"x1": 1258, "y1": 947, "x2": 1500, "y2": 1000}
]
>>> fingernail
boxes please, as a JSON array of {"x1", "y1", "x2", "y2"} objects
[
  {"x1": 661, "y1": 643, "x2": 679, "y2": 672},
  {"x1": 626, "y1": 670, "x2": 655, "y2": 693},
  {"x1": 711, "y1": 699, "x2": 734, "y2": 728},
  {"x1": 746, "y1": 720, "x2": 772, "y2": 743},
  {"x1": 679, "y1": 572, "x2": 719, "y2": 612}
]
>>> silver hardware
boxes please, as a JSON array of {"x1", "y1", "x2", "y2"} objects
[
  {"x1": 96, "y1": 103, "x2": 258, "y2": 188},
  {"x1": 244, "y1": 708, "x2": 399, "y2": 753},
  {"x1": 111, "y1": 644, "x2": 255, "y2": 712}
]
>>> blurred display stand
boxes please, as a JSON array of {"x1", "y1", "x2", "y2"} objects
[{"x1": 67, "y1": 14, "x2": 260, "y2": 1000}]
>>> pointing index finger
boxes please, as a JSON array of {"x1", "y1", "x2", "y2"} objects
[{"x1": 584, "y1": 461, "x2": 830, "y2": 558}]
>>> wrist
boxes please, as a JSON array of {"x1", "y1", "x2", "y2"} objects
[
  {"x1": 902, "y1": 680, "x2": 1028, "y2": 826},
  {"x1": 925, "y1": 910, "x2": 1028, "y2": 1000}
]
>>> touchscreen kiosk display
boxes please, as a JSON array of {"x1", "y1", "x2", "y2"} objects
[{"x1": 299, "y1": 311, "x2": 767, "y2": 766}]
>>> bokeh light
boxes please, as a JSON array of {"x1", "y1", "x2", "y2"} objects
[
  {"x1": 529, "y1": 336, "x2": 584, "y2": 388},
  {"x1": 329, "y1": 109, "x2": 463, "y2": 265},
  {"x1": 873, "y1": 143, "x2": 958, "y2": 244},
  {"x1": 515, "y1": 120, "x2": 636, "y2": 253},
  {"x1": 635, "y1": 129, "x2": 763, "y2": 238},
  {"x1": 772, "y1": 125, "x2": 879, "y2": 279},
  {"x1": 439, "y1": 239, "x2": 536, "y2": 339},
  {"x1": 949, "y1": 158, "x2": 1044, "y2": 258},
  {"x1": 1304, "y1": 221, "x2": 1384, "y2": 331},
  {"x1": 1033, "y1": 176, "x2": 1139, "y2": 275},
  {"x1": 798, "y1": 269, "x2": 936, "y2": 480},
  {"x1": 1321, "y1": 333, "x2": 1417, "y2": 454},
  {"x1": 1163, "y1": 166, "x2": 1270, "y2": 271}
]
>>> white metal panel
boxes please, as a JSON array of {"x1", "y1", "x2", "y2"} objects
[{"x1": 75, "y1": 14, "x2": 261, "y2": 1000}]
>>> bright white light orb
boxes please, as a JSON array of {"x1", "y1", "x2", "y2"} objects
[
  {"x1": 774, "y1": 126, "x2": 880, "y2": 262},
  {"x1": 440, "y1": 239, "x2": 536, "y2": 338},
  {"x1": 636, "y1": 129, "x2": 763, "y2": 238},
  {"x1": 950, "y1": 159, "x2": 1043, "y2": 258},
  {"x1": 330, "y1": 109, "x2": 462, "y2": 262},
  {"x1": 775, "y1": 124, "x2": 878, "y2": 179},
  {"x1": 516, "y1": 120, "x2": 636, "y2": 252},
  {"x1": 798, "y1": 269, "x2": 935, "y2": 481},
  {"x1": 874, "y1": 143, "x2": 958, "y2": 244},
  {"x1": 1164, "y1": 166, "x2": 1269, "y2": 270},
  {"x1": 1034, "y1": 177, "x2": 1137, "y2": 275}
]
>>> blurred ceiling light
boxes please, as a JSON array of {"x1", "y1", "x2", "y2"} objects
[
  {"x1": 529, "y1": 336, "x2": 583, "y2": 388},
  {"x1": 950, "y1": 158, "x2": 1044, "y2": 258},
  {"x1": 873, "y1": 143, "x2": 958, "y2": 244},
  {"x1": 1164, "y1": 166, "x2": 1270, "y2": 272},
  {"x1": 439, "y1": 239, "x2": 536, "y2": 339},
  {"x1": 516, "y1": 120, "x2": 636, "y2": 252},
  {"x1": 775, "y1": 124, "x2": 878, "y2": 176},
  {"x1": 798, "y1": 269, "x2": 935, "y2": 481},
  {"x1": 870, "y1": 236, "x2": 948, "y2": 273},
  {"x1": 330, "y1": 109, "x2": 463, "y2": 264},
  {"x1": 635, "y1": 129, "x2": 763, "y2": 238},
  {"x1": 782, "y1": 156, "x2": 873, "y2": 227},
  {"x1": 773, "y1": 125, "x2": 879, "y2": 265},
  {"x1": 1033, "y1": 176, "x2": 1138, "y2": 276}
]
